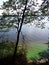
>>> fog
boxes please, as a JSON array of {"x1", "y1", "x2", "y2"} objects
[{"x1": 0, "y1": 21, "x2": 49, "y2": 44}]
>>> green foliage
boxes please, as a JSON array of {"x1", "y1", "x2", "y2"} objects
[
  {"x1": 0, "y1": 42, "x2": 25, "y2": 59},
  {"x1": 26, "y1": 43, "x2": 48, "y2": 59},
  {"x1": 0, "y1": 0, "x2": 49, "y2": 30},
  {"x1": 39, "y1": 49, "x2": 49, "y2": 59},
  {"x1": 0, "y1": 42, "x2": 15, "y2": 58}
]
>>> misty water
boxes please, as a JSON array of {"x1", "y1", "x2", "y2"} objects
[{"x1": 0, "y1": 16, "x2": 49, "y2": 59}]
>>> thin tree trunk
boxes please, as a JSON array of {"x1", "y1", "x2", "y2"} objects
[{"x1": 13, "y1": 0, "x2": 28, "y2": 62}]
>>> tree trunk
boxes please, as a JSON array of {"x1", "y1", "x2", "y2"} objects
[{"x1": 12, "y1": 0, "x2": 28, "y2": 63}]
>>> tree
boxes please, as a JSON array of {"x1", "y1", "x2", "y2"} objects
[{"x1": 0, "y1": 0, "x2": 49, "y2": 62}]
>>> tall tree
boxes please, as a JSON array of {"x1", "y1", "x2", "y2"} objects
[{"x1": 0, "y1": 0, "x2": 49, "y2": 62}]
